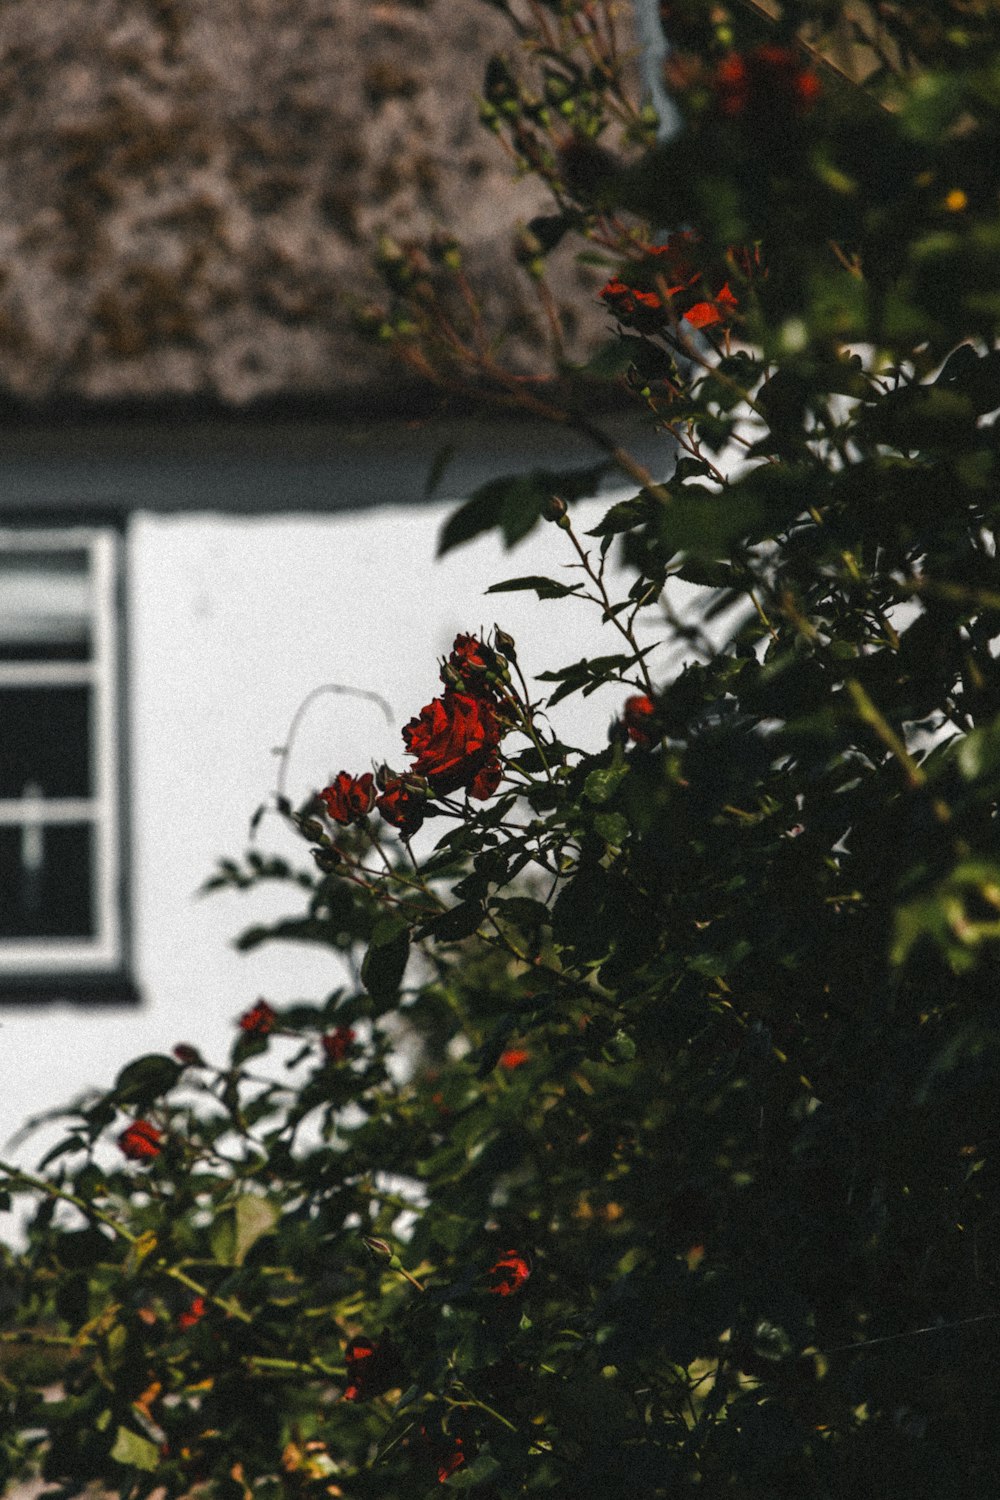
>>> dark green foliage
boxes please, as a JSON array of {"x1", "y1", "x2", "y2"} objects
[{"x1": 4, "y1": 1, "x2": 1000, "y2": 1496}]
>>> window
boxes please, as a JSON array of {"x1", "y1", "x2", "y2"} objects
[{"x1": 0, "y1": 527, "x2": 131, "y2": 996}]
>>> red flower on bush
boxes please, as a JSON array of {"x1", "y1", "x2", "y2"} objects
[
  {"x1": 178, "y1": 1296, "x2": 207, "y2": 1330},
  {"x1": 624, "y1": 693, "x2": 657, "y2": 746},
  {"x1": 402, "y1": 690, "x2": 502, "y2": 798},
  {"x1": 239, "y1": 999, "x2": 276, "y2": 1037},
  {"x1": 341, "y1": 1336, "x2": 404, "y2": 1401},
  {"x1": 486, "y1": 1249, "x2": 531, "y2": 1296},
  {"x1": 714, "y1": 44, "x2": 821, "y2": 120},
  {"x1": 322, "y1": 1024, "x2": 356, "y2": 1062},
  {"x1": 118, "y1": 1119, "x2": 163, "y2": 1162},
  {"x1": 417, "y1": 1426, "x2": 467, "y2": 1485},
  {"x1": 318, "y1": 771, "x2": 376, "y2": 826},
  {"x1": 600, "y1": 233, "x2": 751, "y2": 333},
  {"x1": 435, "y1": 1437, "x2": 465, "y2": 1484},
  {"x1": 444, "y1": 633, "x2": 498, "y2": 697},
  {"x1": 499, "y1": 1047, "x2": 530, "y2": 1071},
  {"x1": 375, "y1": 774, "x2": 427, "y2": 837}
]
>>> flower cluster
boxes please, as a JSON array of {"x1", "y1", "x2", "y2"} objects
[
  {"x1": 714, "y1": 44, "x2": 821, "y2": 121},
  {"x1": 600, "y1": 233, "x2": 758, "y2": 334},
  {"x1": 316, "y1": 634, "x2": 510, "y2": 843}
]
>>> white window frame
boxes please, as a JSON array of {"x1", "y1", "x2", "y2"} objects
[{"x1": 0, "y1": 526, "x2": 122, "y2": 975}]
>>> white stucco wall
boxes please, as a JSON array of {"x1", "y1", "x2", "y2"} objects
[{"x1": 0, "y1": 494, "x2": 665, "y2": 1201}]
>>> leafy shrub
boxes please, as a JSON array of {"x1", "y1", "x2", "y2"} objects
[{"x1": 4, "y1": 2, "x2": 1000, "y2": 1495}]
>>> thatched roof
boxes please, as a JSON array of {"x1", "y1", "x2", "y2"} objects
[{"x1": 0, "y1": 0, "x2": 621, "y2": 414}]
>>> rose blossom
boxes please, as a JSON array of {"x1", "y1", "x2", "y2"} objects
[
  {"x1": 623, "y1": 694, "x2": 657, "y2": 746},
  {"x1": 178, "y1": 1296, "x2": 207, "y2": 1330},
  {"x1": 322, "y1": 1024, "x2": 356, "y2": 1063},
  {"x1": 375, "y1": 775, "x2": 426, "y2": 837},
  {"x1": 714, "y1": 44, "x2": 821, "y2": 120},
  {"x1": 239, "y1": 999, "x2": 276, "y2": 1036},
  {"x1": 402, "y1": 690, "x2": 501, "y2": 798},
  {"x1": 118, "y1": 1119, "x2": 163, "y2": 1162},
  {"x1": 318, "y1": 772, "x2": 376, "y2": 826},
  {"x1": 486, "y1": 1249, "x2": 531, "y2": 1296}
]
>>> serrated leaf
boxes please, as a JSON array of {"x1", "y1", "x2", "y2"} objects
[{"x1": 594, "y1": 810, "x2": 629, "y2": 845}]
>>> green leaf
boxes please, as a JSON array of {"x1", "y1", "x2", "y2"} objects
[
  {"x1": 419, "y1": 902, "x2": 485, "y2": 942},
  {"x1": 361, "y1": 916, "x2": 411, "y2": 1002},
  {"x1": 437, "y1": 462, "x2": 610, "y2": 556},
  {"x1": 110, "y1": 1426, "x2": 160, "y2": 1472},
  {"x1": 593, "y1": 810, "x2": 629, "y2": 846},
  {"x1": 486, "y1": 574, "x2": 585, "y2": 600},
  {"x1": 111, "y1": 1054, "x2": 182, "y2": 1109},
  {"x1": 210, "y1": 1193, "x2": 280, "y2": 1267},
  {"x1": 584, "y1": 764, "x2": 630, "y2": 805}
]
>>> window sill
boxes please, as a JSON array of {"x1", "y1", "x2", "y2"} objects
[{"x1": 0, "y1": 972, "x2": 141, "y2": 1005}]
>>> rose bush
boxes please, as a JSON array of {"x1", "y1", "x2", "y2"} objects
[{"x1": 4, "y1": 1, "x2": 1000, "y2": 1496}]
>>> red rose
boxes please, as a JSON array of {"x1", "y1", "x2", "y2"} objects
[
  {"x1": 444, "y1": 633, "x2": 498, "y2": 697},
  {"x1": 715, "y1": 44, "x2": 821, "y2": 121},
  {"x1": 498, "y1": 1047, "x2": 530, "y2": 1071},
  {"x1": 178, "y1": 1296, "x2": 207, "y2": 1330},
  {"x1": 239, "y1": 999, "x2": 276, "y2": 1037},
  {"x1": 341, "y1": 1336, "x2": 404, "y2": 1401},
  {"x1": 322, "y1": 1024, "x2": 356, "y2": 1063},
  {"x1": 118, "y1": 1119, "x2": 163, "y2": 1162},
  {"x1": 624, "y1": 694, "x2": 657, "y2": 746},
  {"x1": 375, "y1": 775, "x2": 427, "y2": 837},
  {"x1": 486, "y1": 1249, "x2": 531, "y2": 1296},
  {"x1": 318, "y1": 771, "x2": 376, "y2": 826},
  {"x1": 402, "y1": 690, "x2": 501, "y2": 797}
]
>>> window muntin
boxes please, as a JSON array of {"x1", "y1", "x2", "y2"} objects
[{"x1": 0, "y1": 530, "x2": 121, "y2": 973}]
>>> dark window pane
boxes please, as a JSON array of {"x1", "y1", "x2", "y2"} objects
[
  {"x1": 0, "y1": 823, "x2": 94, "y2": 939},
  {"x1": 0, "y1": 550, "x2": 92, "y2": 662},
  {"x1": 0, "y1": 686, "x2": 91, "y2": 798}
]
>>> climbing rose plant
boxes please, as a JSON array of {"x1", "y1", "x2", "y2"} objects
[{"x1": 4, "y1": 0, "x2": 1000, "y2": 1495}]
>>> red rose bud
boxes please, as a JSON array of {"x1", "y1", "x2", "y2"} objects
[
  {"x1": 322, "y1": 1024, "x2": 356, "y2": 1062},
  {"x1": 318, "y1": 772, "x2": 376, "y2": 826},
  {"x1": 402, "y1": 690, "x2": 501, "y2": 797},
  {"x1": 172, "y1": 1043, "x2": 204, "y2": 1066},
  {"x1": 624, "y1": 693, "x2": 657, "y2": 746},
  {"x1": 375, "y1": 775, "x2": 427, "y2": 837},
  {"x1": 118, "y1": 1119, "x2": 163, "y2": 1162},
  {"x1": 418, "y1": 1426, "x2": 467, "y2": 1486},
  {"x1": 486, "y1": 1249, "x2": 531, "y2": 1296},
  {"x1": 178, "y1": 1296, "x2": 207, "y2": 1330},
  {"x1": 498, "y1": 1047, "x2": 530, "y2": 1071},
  {"x1": 714, "y1": 44, "x2": 820, "y2": 121},
  {"x1": 239, "y1": 999, "x2": 276, "y2": 1037}
]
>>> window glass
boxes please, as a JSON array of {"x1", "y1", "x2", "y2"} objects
[
  {"x1": 0, "y1": 824, "x2": 94, "y2": 939},
  {"x1": 0, "y1": 686, "x2": 92, "y2": 798},
  {"x1": 0, "y1": 549, "x2": 92, "y2": 661}
]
